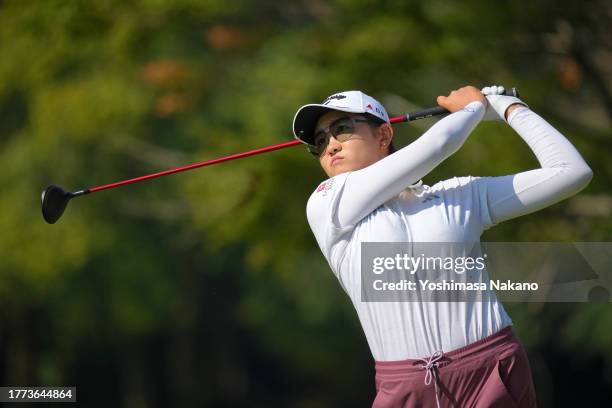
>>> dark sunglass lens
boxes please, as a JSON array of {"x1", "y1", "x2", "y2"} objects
[
  {"x1": 331, "y1": 119, "x2": 353, "y2": 134},
  {"x1": 313, "y1": 132, "x2": 329, "y2": 150},
  {"x1": 330, "y1": 119, "x2": 354, "y2": 139}
]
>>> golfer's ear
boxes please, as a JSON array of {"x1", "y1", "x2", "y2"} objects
[{"x1": 378, "y1": 123, "x2": 393, "y2": 148}]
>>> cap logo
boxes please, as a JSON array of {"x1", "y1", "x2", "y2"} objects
[
  {"x1": 366, "y1": 104, "x2": 373, "y2": 110},
  {"x1": 322, "y1": 94, "x2": 347, "y2": 105}
]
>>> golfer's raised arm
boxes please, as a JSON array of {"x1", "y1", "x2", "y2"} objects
[
  {"x1": 483, "y1": 105, "x2": 593, "y2": 226},
  {"x1": 334, "y1": 95, "x2": 485, "y2": 228}
]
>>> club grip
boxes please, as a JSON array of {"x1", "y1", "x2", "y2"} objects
[
  {"x1": 406, "y1": 106, "x2": 448, "y2": 121},
  {"x1": 399, "y1": 86, "x2": 520, "y2": 123},
  {"x1": 505, "y1": 87, "x2": 519, "y2": 98}
]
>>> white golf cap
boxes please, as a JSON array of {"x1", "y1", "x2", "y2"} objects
[{"x1": 292, "y1": 90, "x2": 390, "y2": 145}]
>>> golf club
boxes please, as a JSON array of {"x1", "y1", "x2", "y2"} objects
[{"x1": 41, "y1": 87, "x2": 519, "y2": 224}]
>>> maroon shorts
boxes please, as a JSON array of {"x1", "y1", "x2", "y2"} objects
[{"x1": 373, "y1": 326, "x2": 537, "y2": 408}]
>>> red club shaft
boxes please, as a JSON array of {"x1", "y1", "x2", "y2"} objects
[
  {"x1": 87, "y1": 114, "x2": 413, "y2": 193},
  {"x1": 88, "y1": 139, "x2": 302, "y2": 193},
  {"x1": 85, "y1": 112, "x2": 440, "y2": 194}
]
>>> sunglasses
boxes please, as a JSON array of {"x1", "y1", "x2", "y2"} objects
[{"x1": 308, "y1": 116, "x2": 381, "y2": 156}]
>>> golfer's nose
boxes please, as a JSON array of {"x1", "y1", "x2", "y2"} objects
[{"x1": 328, "y1": 137, "x2": 342, "y2": 154}]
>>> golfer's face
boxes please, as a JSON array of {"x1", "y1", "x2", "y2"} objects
[{"x1": 315, "y1": 111, "x2": 388, "y2": 177}]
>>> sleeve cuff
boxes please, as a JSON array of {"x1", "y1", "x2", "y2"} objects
[{"x1": 506, "y1": 105, "x2": 530, "y2": 124}]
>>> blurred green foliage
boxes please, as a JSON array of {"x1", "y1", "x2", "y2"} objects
[{"x1": 0, "y1": 0, "x2": 611, "y2": 406}]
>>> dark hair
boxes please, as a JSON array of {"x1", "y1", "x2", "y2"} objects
[{"x1": 364, "y1": 114, "x2": 396, "y2": 155}]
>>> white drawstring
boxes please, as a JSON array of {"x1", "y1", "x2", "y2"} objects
[
  {"x1": 419, "y1": 350, "x2": 444, "y2": 408},
  {"x1": 408, "y1": 179, "x2": 424, "y2": 190},
  {"x1": 408, "y1": 180, "x2": 423, "y2": 190},
  {"x1": 400, "y1": 179, "x2": 428, "y2": 199}
]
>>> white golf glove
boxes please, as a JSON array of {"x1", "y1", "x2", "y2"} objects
[{"x1": 481, "y1": 85, "x2": 527, "y2": 122}]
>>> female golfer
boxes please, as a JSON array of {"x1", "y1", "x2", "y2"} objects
[{"x1": 292, "y1": 85, "x2": 592, "y2": 407}]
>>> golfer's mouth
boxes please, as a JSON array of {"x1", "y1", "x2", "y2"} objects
[{"x1": 331, "y1": 157, "x2": 344, "y2": 166}]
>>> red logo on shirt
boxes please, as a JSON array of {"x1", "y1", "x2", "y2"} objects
[{"x1": 315, "y1": 178, "x2": 335, "y2": 196}]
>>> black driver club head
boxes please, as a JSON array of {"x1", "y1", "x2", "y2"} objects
[{"x1": 41, "y1": 185, "x2": 73, "y2": 224}]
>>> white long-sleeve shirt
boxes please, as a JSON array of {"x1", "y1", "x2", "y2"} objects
[{"x1": 306, "y1": 101, "x2": 593, "y2": 361}]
